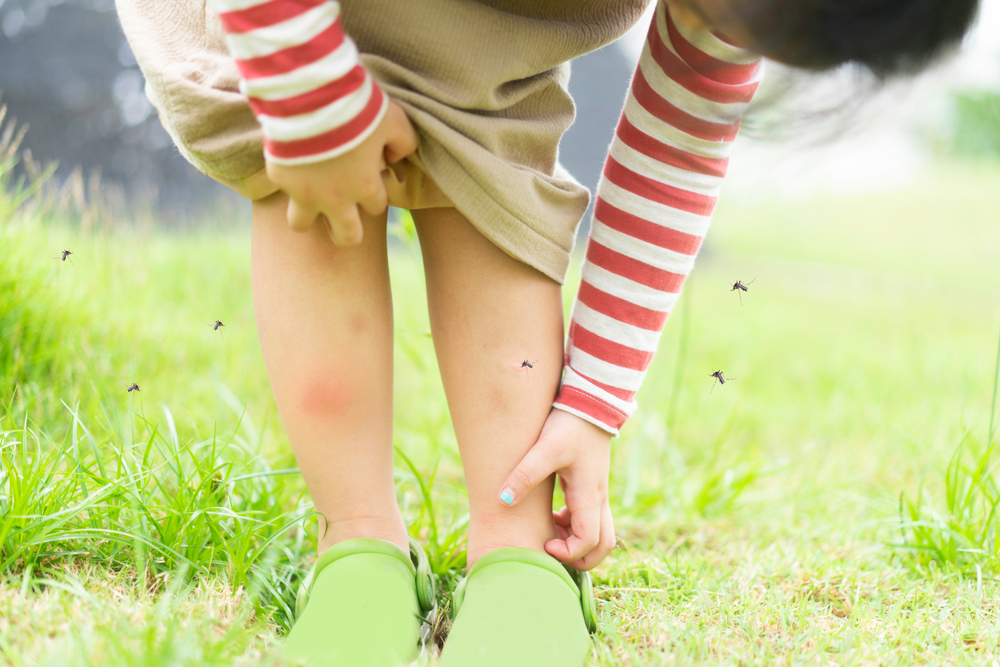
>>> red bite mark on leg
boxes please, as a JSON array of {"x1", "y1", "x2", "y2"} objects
[{"x1": 299, "y1": 374, "x2": 353, "y2": 417}]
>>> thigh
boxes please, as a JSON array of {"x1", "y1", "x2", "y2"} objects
[{"x1": 412, "y1": 207, "x2": 564, "y2": 522}]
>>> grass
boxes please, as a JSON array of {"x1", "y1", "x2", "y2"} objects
[
  {"x1": 3, "y1": 100, "x2": 1000, "y2": 664},
  {"x1": 894, "y1": 324, "x2": 1000, "y2": 574}
]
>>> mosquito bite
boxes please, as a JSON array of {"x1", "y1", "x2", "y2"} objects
[{"x1": 506, "y1": 358, "x2": 539, "y2": 377}]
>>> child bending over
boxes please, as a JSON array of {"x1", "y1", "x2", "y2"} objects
[{"x1": 115, "y1": 0, "x2": 978, "y2": 664}]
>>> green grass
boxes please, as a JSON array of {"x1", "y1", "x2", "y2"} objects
[{"x1": 3, "y1": 103, "x2": 1000, "y2": 666}]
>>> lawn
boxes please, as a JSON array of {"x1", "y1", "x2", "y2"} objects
[{"x1": 2, "y1": 135, "x2": 1000, "y2": 665}]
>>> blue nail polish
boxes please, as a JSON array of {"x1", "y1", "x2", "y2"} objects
[{"x1": 500, "y1": 489, "x2": 514, "y2": 505}]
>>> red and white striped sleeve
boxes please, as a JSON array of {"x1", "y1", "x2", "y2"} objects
[
  {"x1": 553, "y1": 1, "x2": 763, "y2": 435},
  {"x1": 207, "y1": 0, "x2": 387, "y2": 165}
]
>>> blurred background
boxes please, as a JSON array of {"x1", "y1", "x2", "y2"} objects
[
  {"x1": 0, "y1": 0, "x2": 233, "y2": 216},
  {"x1": 1, "y1": 0, "x2": 997, "y2": 220}
]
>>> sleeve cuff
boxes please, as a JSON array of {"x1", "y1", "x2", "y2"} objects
[
  {"x1": 553, "y1": 386, "x2": 628, "y2": 437},
  {"x1": 261, "y1": 84, "x2": 388, "y2": 165}
]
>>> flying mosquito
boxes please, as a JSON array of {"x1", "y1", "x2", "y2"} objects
[
  {"x1": 710, "y1": 370, "x2": 735, "y2": 392},
  {"x1": 209, "y1": 320, "x2": 224, "y2": 331},
  {"x1": 123, "y1": 382, "x2": 140, "y2": 393},
  {"x1": 730, "y1": 277, "x2": 756, "y2": 305},
  {"x1": 54, "y1": 250, "x2": 74, "y2": 264}
]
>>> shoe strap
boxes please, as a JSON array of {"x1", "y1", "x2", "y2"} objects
[
  {"x1": 566, "y1": 567, "x2": 598, "y2": 634},
  {"x1": 409, "y1": 537, "x2": 437, "y2": 615}
]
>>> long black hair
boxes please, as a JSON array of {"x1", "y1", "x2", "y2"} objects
[{"x1": 737, "y1": 0, "x2": 981, "y2": 77}]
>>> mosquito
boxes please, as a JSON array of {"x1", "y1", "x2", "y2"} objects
[
  {"x1": 54, "y1": 250, "x2": 74, "y2": 264},
  {"x1": 209, "y1": 320, "x2": 224, "y2": 331},
  {"x1": 730, "y1": 277, "x2": 756, "y2": 305},
  {"x1": 123, "y1": 382, "x2": 140, "y2": 393},
  {"x1": 519, "y1": 359, "x2": 537, "y2": 378},
  {"x1": 710, "y1": 370, "x2": 735, "y2": 393}
]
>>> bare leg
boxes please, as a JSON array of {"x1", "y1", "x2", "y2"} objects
[
  {"x1": 251, "y1": 193, "x2": 407, "y2": 553},
  {"x1": 413, "y1": 207, "x2": 564, "y2": 565}
]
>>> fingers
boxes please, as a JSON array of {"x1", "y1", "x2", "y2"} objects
[
  {"x1": 325, "y1": 206, "x2": 364, "y2": 246},
  {"x1": 356, "y1": 178, "x2": 389, "y2": 218},
  {"x1": 552, "y1": 506, "x2": 571, "y2": 540},
  {"x1": 547, "y1": 499, "x2": 616, "y2": 570},
  {"x1": 571, "y1": 502, "x2": 616, "y2": 571},
  {"x1": 498, "y1": 441, "x2": 564, "y2": 507},
  {"x1": 383, "y1": 102, "x2": 419, "y2": 164},
  {"x1": 272, "y1": 102, "x2": 411, "y2": 244},
  {"x1": 545, "y1": 494, "x2": 607, "y2": 563},
  {"x1": 553, "y1": 505, "x2": 571, "y2": 528},
  {"x1": 287, "y1": 193, "x2": 368, "y2": 247},
  {"x1": 287, "y1": 199, "x2": 319, "y2": 232}
]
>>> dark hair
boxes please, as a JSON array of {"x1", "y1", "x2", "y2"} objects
[{"x1": 737, "y1": 0, "x2": 981, "y2": 77}]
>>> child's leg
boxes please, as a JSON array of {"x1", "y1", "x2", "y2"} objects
[
  {"x1": 251, "y1": 193, "x2": 407, "y2": 553},
  {"x1": 412, "y1": 207, "x2": 564, "y2": 564}
]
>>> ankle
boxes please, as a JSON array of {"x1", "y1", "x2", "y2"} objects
[
  {"x1": 466, "y1": 510, "x2": 558, "y2": 566},
  {"x1": 317, "y1": 515, "x2": 409, "y2": 555}
]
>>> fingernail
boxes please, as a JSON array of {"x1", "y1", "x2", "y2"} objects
[{"x1": 499, "y1": 489, "x2": 514, "y2": 505}]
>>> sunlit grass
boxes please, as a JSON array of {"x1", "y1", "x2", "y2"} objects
[
  {"x1": 0, "y1": 397, "x2": 313, "y2": 625},
  {"x1": 894, "y1": 324, "x2": 1000, "y2": 575},
  {"x1": 3, "y1": 124, "x2": 1000, "y2": 664}
]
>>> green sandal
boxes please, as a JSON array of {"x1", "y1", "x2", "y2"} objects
[
  {"x1": 284, "y1": 537, "x2": 437, "y2": 667},
  {"x1": 439, "y1": 548, "x2": 597, "y2": 667}
]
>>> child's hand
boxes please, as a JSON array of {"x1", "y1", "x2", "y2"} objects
[
  {"x1": 499, "y1": 408, "x2": 615, "y2": 571},
  {"x1": 265, "y1": 100, "x2": 418, "y2": 246}
]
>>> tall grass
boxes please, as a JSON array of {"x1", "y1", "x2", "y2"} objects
[
  {"x1": 0, "y1": 103, "x2": 78, "y2": 408},
  {"x1": 896, "y1": 434, "x2": 1000, "y2": 573},
  {"x1": 0, "y1": 397, "x2": 313, "y2": 629},
  {"x1": 895, "y1": 318, "x2": 1000, "y2": 574},
  {"x1": 0, "y1": 102, "x2": 56, "y2": 219}
]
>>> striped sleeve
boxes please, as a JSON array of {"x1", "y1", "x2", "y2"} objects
[
  {"x1": 553, "y1": 1, "x2": 763, "y2": 436},
  {"x1": 206, "y1": 0, "x2": 387, "y2": 165}
]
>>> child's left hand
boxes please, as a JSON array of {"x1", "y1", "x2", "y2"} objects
[{"x1": 499, "y1": 408, "x2": 615, "y2": 571}]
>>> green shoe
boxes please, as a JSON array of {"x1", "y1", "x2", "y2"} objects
[
  {"x1": 439, "y1": 548, "x2": 596, "y2": 667},
  {"x1": 284, "y1": 537, "x2": 436, "y2": 666}
]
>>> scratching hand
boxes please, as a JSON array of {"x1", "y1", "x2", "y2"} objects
[
  {"x1": 499, "y1": 408, "x2": 615, "y2": 571},
  {"x1": 265, "y1": 99, "x2": 417, "y2": 246}
]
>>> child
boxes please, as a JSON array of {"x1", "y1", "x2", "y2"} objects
[{"x1": 115, "y1": 0, "x2": 978, "y2": 664}]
